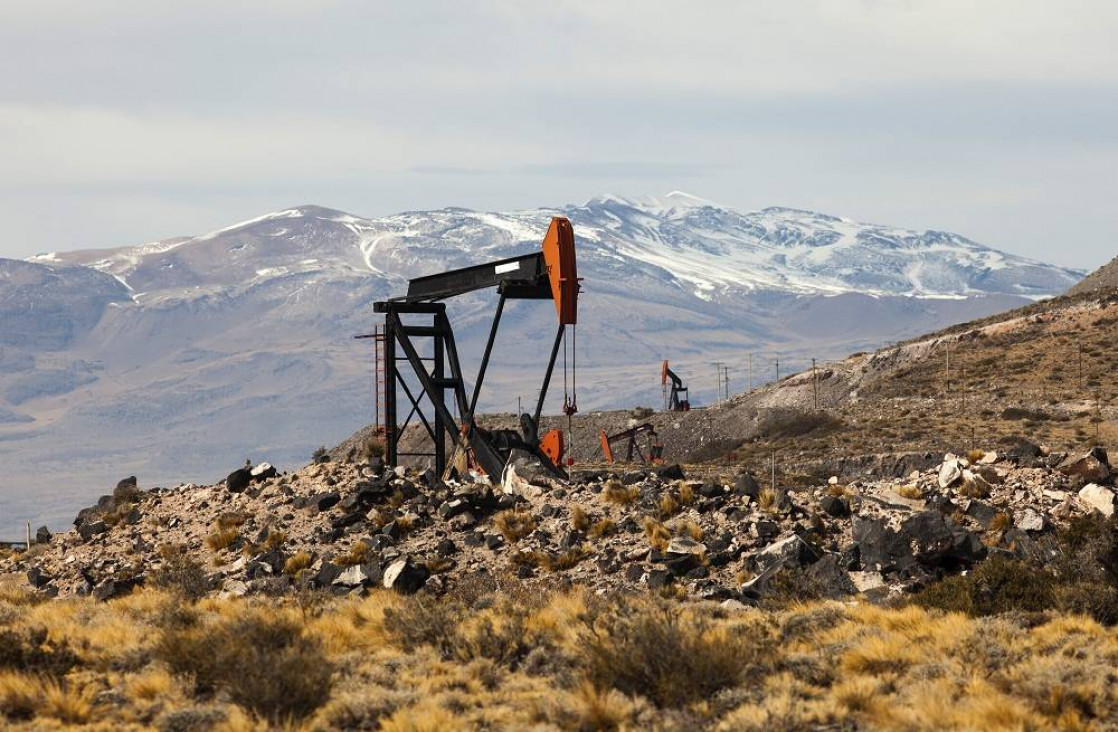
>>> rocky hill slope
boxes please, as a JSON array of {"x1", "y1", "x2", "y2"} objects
[{"x1": 1068, "y1": 253, "x2": 1118, "y2": 297}]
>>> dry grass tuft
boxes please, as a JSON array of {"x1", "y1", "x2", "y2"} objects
[
  {"x1": 205, "y1": 527, "x2": 241, "y2": 552},
  {"x1": 678, "y1": 483, "x2": 695, "y2": 505},
  {"x1": 643, "y1": 518, "x2": 671, "y2": 552},
  {"x1": 335, "y1": 541, "x2": 371, "y2": 568},
  {"x1": 989, "y1": 512, "x2": 1012, "y2": 533},
  {"x1": 758, "y1": 487, "x2": 779, "y2": 512},
  {"x1": 284, "y1": 551, "x2": 313, "y2": 576},
  {"x1": 896, "y1": 484, "x2": 925, "y2": 500},
  {"x1": 675, "y1": 519, "x2": 705, "y2": 541},
  {"x1": 494, "y1": 510, "x2": 537, "y2": 543},
  {"x1": 216, "y1": 512, "x2": 248, "y2": 530},
  {"x1": 589, "y1": 518, "x2": 617, "y2": 539},
  {"x1": 601, "y1": 480, "x2": 640, "y2": 505},
  {"x1": 570, "y1": 505, "x2": 591, "y2": 533},
  {"x1": 960, "y1": 477, "x2": 991, "y2": 499},
  {"x1": 658, "y1": 493, "x2": 680, "y2": 519},
  {"x1": 263, "y1": 529, "x2": 287, "y2": 551}
]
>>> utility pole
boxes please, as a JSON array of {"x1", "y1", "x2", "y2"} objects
[
  {"x1": 712, "y1": 362, "x2": 725, "y2": 406},
  {"x1": 812, "y1": 358, "x2": 819, "y2": 410},
  {"x1": 945, "y1": 343, "x2": 951, "y2": 394},
  {"x1": 517, "y1": 396, "x2": 522, "y2": 416},
  {"x1": 748, "y1": 353, "x2": 753, "y2": 392},
  {"x1": 775, "y1": 355, "x2": 780, "y2": 382},
  {"x1": 962, "y1": 359, "x2": 967, "y2": 411},
  {"x1": 770, "y1": 451, "x2": 777, "y2": 492},
  {"x1": 1096, "y1": 391, "x2": 1102, "y2": 442},
  {"x1": 1079, "y1": 345, "x2": 1084, "y2": 392},
  {"x1": 722, "y1": 365, "x2": 730, "y2": 401}
]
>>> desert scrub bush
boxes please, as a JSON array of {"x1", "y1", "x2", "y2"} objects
[
  {"x1": 149, "y1": 545, "x2": 211, "y2": 602},
  {"x1": 0, "y1": 674, "x2": 98, "y2": 725},
  {"x1": 583, "y1": 598, "x2": 775, "y2": 708},
  {"x1": 112, "y1": 477, "x2": 142, "y2": 506},
  {"x1": 204, "y1": 526, "x2": 240, "y2": 552},
  {"x1": 913, "y1": 556, "x2": 1055, "y2": 617},
  {"x1": 363, "y1": 437, "x2": 386, "y2": 462},
  {"x1": 601, "y1": 480, "x2": 639, "y2": 505},
  {"x1": 383, "y1": 596, "x2": 462, "y2": 659},
  {"x1": 156, "y1": 609, "x2": 333, "y2": 723},
  {"x1": 0, "y1": 627, "x2": 79, "y2": 677},
  {"x1": 494, "y1": 509, "x2": 537, "y2": 543}
]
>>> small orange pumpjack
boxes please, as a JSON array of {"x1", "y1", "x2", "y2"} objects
[{"x1": 599, "y1": 424, "x2": 663, "y2": 465}]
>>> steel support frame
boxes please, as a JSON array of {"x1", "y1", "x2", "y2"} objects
[{"x1": 376, "y1": 297, "x2": 569, "y2": 480}]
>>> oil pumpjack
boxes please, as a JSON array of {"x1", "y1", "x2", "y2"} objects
[
  {"x1": 372, "y1": 218, "x2": 580, "y2": 481},
  {"x1": 662, "y1": 360, "x2": 690, "y2": 411}
]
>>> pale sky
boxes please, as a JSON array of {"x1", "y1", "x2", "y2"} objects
[{"x1": 1, "y1": 0, "x2": 1115, "y2": 269}]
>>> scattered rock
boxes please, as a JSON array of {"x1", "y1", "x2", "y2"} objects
[
  {"x1": 1059, "y1": 448, "x2": 1111, "y2": 484},
  {"x1": 383, "y1": 557, "x2": 429, "y2": 594},
  {"x1": 1078, "y1": 484, "x2": 1116, "y2": 517},
  {"x1": 938, "y1": 458, "x2": 964, "y2": 488}
]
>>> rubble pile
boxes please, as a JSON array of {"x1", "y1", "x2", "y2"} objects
[{"x1": 5, "y1": 444, "x2": 1115, "y2": 603}]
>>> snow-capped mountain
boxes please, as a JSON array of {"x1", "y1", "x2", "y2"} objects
[
  {"x1": 0, "y1": 193, "x2": 1081, "y2": 536},
  {"x1": 40, "y1": 192, "x2": 1079, "y2": 300}
]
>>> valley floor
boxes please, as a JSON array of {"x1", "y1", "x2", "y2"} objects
[{"x1": 0, "y1": 581, "x2": 1116, "y2": 731}]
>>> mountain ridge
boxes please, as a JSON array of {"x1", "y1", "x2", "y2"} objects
[{"x1": 36, "y1": 193, "x2": 1082, "y2": 300}]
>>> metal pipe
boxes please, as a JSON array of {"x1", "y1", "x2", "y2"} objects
[{"x1": 534, "y1": 324, "x2": 566, "y2": 426}]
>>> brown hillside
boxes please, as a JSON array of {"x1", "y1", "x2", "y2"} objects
[{"x1": 1068, "y1": 253, "x2": 1118, "y2": 297}]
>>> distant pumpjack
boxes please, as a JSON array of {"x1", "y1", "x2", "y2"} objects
[
  {"x1": 598, "y1": 423, "x2": 663, "y2": 465},
  {"x1": 662, "y1": 360, "x2": 690, "y2": 411}
]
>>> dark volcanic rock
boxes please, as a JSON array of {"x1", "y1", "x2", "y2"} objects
[
  {"x1": 820, "y1": 495, "x2": 849, "y2": 518},
  {"x1": 852, "y1": 517, "x2": 912, "y2": 571},
  {"x1": 734, "y1": 472, "x2": 761, "y2": 498},
  {"x1": 308, "y1": 491, "x2": 341, "y2": 512},
  {"x1": 1058, "y1": 447, "x2": 1111, "y2": 484},
  {"x1": 656, "y1": 464, "x2": 686, "y2": 481},
  {"x1": 226, "y1": 468, "x2": 252, "y2": 493},
  {"x1": 383, "y1": 557, "x2": 429, "y2": 594}
]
